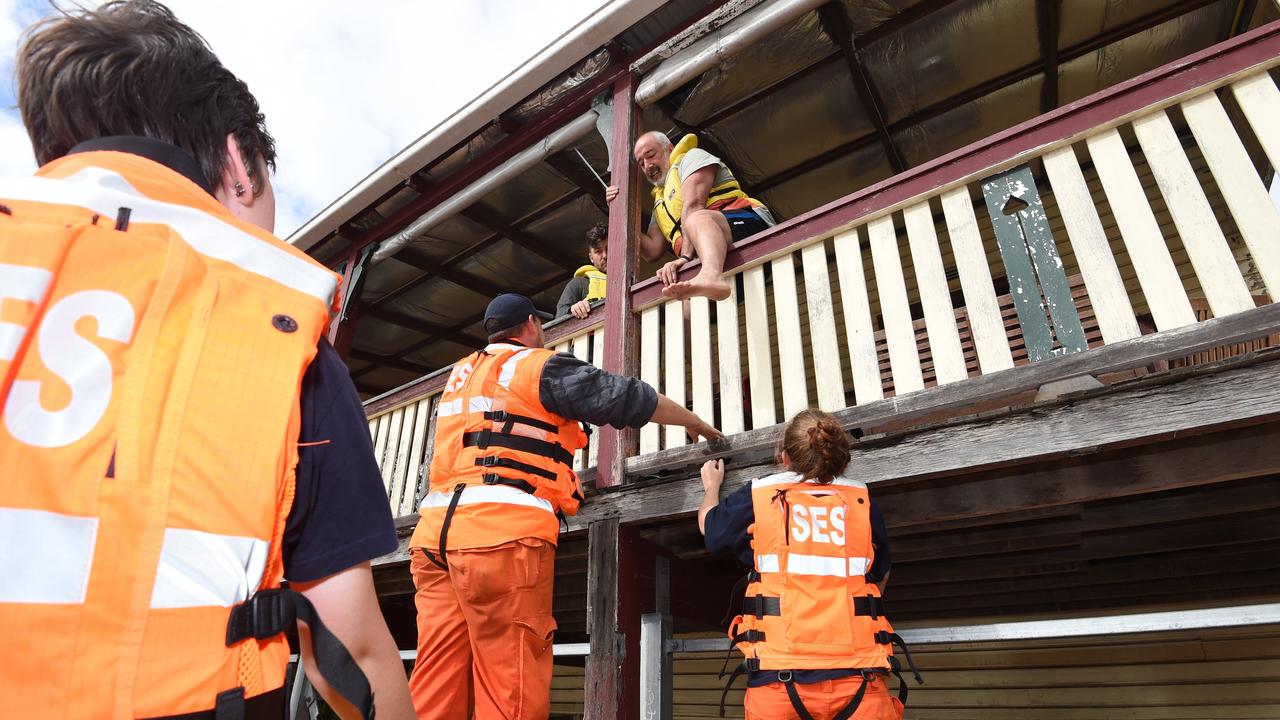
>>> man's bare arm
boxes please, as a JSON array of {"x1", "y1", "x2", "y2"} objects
[
  {"x1": 294, "y1": 563, "x2": 414, "y2": 719},
  {"x1": 680, "y1": 166, "x2": 716, "y2": 210}
]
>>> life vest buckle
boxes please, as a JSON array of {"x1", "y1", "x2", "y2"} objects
[
  {"x1": 478, "y1": 455, "x2": 499, "y2": 467},
  {"x1": 776, "y1": 670, "x2": 793, "y2": 683},
  {"x1": 226, "y1": 588, "x2": 295, "y2": 645}
]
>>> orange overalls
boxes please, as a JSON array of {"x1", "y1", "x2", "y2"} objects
[
  {"x1": 408, "y1": 343, "x2": 587, "y2": 719},
  {"x1": 724, "y1": 472, "x2": 920, "y2": 720},
  {"x1": 0, "y1": 151, "x2": 376, "y2": 718}
]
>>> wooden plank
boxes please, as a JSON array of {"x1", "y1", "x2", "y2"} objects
[
  {"x1": 769, "y1": 253, "x2": 808, "y2": 419},
  {"x1": 368, "y1": 417, "x2": 378, "y2": 441},
  {"x1": 589, "y1": 329, "x2": 605, "y2": 469},
  {"x1": 387, "y1": 401, "x2": 417, "y2": 512},
  {"x1": 1232, "y1": 72, "x2": 1280, "y2": 174},
  {"x1": 715, "y1": 283, "x2": 745, "y2": 436},
  {"x1": 401, "y1": 396, "x2": 433, "y2": 516},
  {"x1": 982, "y1": 169, "x2": 1057, "y2": 361},
  {"x1": 415, "y1": 396, "x2": 440, "y2": 510},
  {"x1": 584, "y1": 520, "x2": 622, "y2": 720},
  {"x1": 904, "y1": 200, "x2": 967, "y2": 384},
  {"x1": 554, "y1": 341, "x2": 570, "y2": 355},
  {"x1": 800, "y1": 241, "x2": 846, "y2": 411},
  {"x1": 742, "y1": 265, "x2": 776, "y2": 428},
  {"x1": 619, "y1": 303, "x2": 1280, "y2": 479},
  {"x1": 940, "y1": 187, "x2": 1016, "y2": 372},
  {"x1": 1182, "y1": 90, "x2": 1280, "y2": 298},
  {"x1": 371, "y1": 412, "x2": 391, "y2": 481},
  {"x1": 639, "y1": 307, "x2": 661, "y2": 455},
  {"x1": 834, "y1": 228, "x2": 883, "y2": 404},
  {"x1": 868, "y1": 214, "x2": 925, "y2": 393},
  {"x1": 1087, "y1": 128, "x2": 1197, "y2": 331},
  {"x1": 689, "y1": 297, "x2": 715, "y2": 424},
  {"x1": 378, "y1": 408, "x2": 404, "y2": 493},
  {"x1": 1133, "y1": 110, "x2": 1255, "y2": 317},
  {"x1": 1042, "y1": 145, "x2": 1142, "y2": 344},
  {"x1": 663, "y1": 300, "x2": 687, "y2": 449},
  {"x1": 571, "y1": 333, "x2": 592, "y2": 470}
]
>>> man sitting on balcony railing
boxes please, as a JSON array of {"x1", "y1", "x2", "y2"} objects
[{"x1": 608, "y1": 131, "x2": 777, "y2": 302}]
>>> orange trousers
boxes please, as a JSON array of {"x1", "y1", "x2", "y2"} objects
[
  {"x1": 408, "y1": 538, "x2": 557, "y2": 720},
  {"x1": 745, "y1": 675, "x2": 903, "y2": 720}
]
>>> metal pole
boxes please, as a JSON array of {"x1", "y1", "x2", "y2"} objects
[{"x1": 639, "y1": 613, "x2": 673, "y2": 720}]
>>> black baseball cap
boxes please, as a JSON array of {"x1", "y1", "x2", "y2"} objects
[{"x1": 483, "y1": 293, "x2": 553, "y2": 333}]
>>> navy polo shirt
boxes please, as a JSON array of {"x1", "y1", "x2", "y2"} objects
[
  {"x1": 703, "y1": 482, "x2": 892, "y2": 687},
  {"x1": 282, "y1": 340, "x2": 399, "y2": 582}
]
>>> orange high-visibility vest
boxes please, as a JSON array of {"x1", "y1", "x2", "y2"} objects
[
  {"x1": 0, "y1": 151, "x2": 340, "y2": 718},
  {"x1": 411, "y1": 343, "x2": 588, "y2": 554},
  {"x1": 730, "y1": 472, "x2": 896, "y2": 672}
]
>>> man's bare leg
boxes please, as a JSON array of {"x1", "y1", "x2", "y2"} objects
[{"x1": 662, "y1": 209, "x2": 732, "y2": 301}]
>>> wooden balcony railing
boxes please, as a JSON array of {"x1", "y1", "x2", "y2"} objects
[{"x1": 366, "y1": 22, "x2": 1280, "y2": 517}]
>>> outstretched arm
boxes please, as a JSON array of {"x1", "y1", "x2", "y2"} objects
[{"x1": 294, "y1": 564, "x2": 414, "y2": 720}]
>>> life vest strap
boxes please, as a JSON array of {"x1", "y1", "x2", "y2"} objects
[
  {"x1": 876, "y1": 631, "x2": 924, "y2": 685},
  {"x1": 718, "y1": 659, "x2": 759, "y2": 717},
  {"x1": 853, "y1": 595, "x2": 886, "y2": 619},
  {"x1": 225, "y1": 588, "x2": 373, "y2": 719},
  {"x1": 475, "y1": 455, "x2": 558, "y2": 481},
  {"x1": 138, "y1": 685, "x2": 285, "y2": 720},
  {"x1": 782, "y1": 669, "x2": 876, "y2": 720},
  {"x1": 482, "y1": 473, "x2": 539, "y2": 495},
  {"x1": 742, "y1": 594, "x2": 781, "y2": 617},
  {"x1": 483, "y1": 409, "x2": 560, "y2": 435},
  {"x1": 463, "y1": 429, "x2": 574, "y2": 466}
]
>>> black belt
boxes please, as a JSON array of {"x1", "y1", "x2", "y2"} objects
[
  {"x1": 483, "y1": 410, "x2": 559, "y2": 435},
  {"x1": 139, "y1": 686, "x2": 284, "y2": 720},
  {"x1": 463, "y1": 430, "x2": 573, "y2": 466}
]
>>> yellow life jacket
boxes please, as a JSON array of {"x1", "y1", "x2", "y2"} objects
[
  {"x1": 0, "y1": 152, "x2": 374, "y2": 718},
  {"x1": 574, "y1": 265, "x2": 607, "y2": 302},
  {"x1": 651, "y1": 134, "x2": 765, "y2": 249}
]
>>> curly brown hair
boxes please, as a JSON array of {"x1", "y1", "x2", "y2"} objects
[
  {"x1": 778, "y1": 409, "x2": 851, "y2": 484},
  {"x1": 16, "y1": 0, "x2": 276, "y2": 194}
]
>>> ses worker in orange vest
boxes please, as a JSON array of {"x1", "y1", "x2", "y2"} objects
[
  {"x1": 698, "y1": 409, "x2": 922, "y2": 720},
  {"x1": 408, "y1": 293, "x2": 722, "y2": 719},
  {"x1": 0, "y1": 2, "x2": 413, "y2": 718}
]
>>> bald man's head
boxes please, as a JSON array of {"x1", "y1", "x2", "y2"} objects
[{"x1": 633, "y1": 131, "x2": 674, "y2": 186}]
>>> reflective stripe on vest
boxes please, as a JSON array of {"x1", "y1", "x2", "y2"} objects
[
  {"x1": 150, "y1": 528, "x2": 269, "y2": 609},
  {"x1": 755, "y1": 553, "x2": 872, "y2": 578},
  {"x1": 0, "y1": 507, "x2": 97, "y2": 604},
  {"x1": 419, "y1": 484, "x2": 556, "y2": 516}
]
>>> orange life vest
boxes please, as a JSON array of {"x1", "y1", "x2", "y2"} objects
[
  {"x1": 731, "y1": 472, "x2": 896, "y2": 671},
  {"x1": 0, "y1": 151, "x2": 352, "y2": 718},
  {"x1": 410, "y1": 343, "x2": 588, "y2": 555}
]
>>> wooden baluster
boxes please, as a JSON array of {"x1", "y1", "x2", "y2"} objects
[
  {"x1": 663, "y1": 300, "x2": 687, "y2": 448},
  {"x1": 743, "y1": 265, "x2": 776, "y2": 428},
  {"x1": 1087, "y1": 128, "x2": 1196, "y2": 330},
  {"x1": 589, "y1": 329, "x2": 606, "y2": 469},
  {"x1": 903, "y1": 201, "x2": 967, "y2": 384},
  {"x1": 1134, "y1": 110, "x2": 1254, "y2": 317},
  {"x1": 868, "y1": 215, "x2": 925, "y2": 394},
  {"x1": 771, "y1": 253, "x2": 809, "y2": 420},
  {"x1": 379, "y1": 408, "x2": 404, "y2": 496},
  {"x1": 388, "y1": 401, "x2": 417, "y2": 513},
  {"x1": 800, "y1": 242, "x2": 846, "y2": 411},
  {"x1": 940, "y1": 187, "x2": 1017, "y2": 370},
  {"x1": 716, "y1": 282, "x2": 745, "y2": 435},
  {"x1": 1232, "y1": 73, "x2": 1280, "y2": 174},
  {"x1": 571, "y1": 333, "x2": 592, "y2": 469},
  {"x1": 689, "y1": 297, "x2": 715, "y2": 427},
  {"x1": 833, "y1": 228, "x2": 882, "y2": 404},
  {"x1": 1183, "y1": 91, "x2": 1280, "y2": 298},
  {"x1": 1041, "y1": 146, "x2": 1141, "y2": 344},
  {"x1": 402, "y1": 396, "x2": 434, "y2": 516},
  {"x1": 371, "y1": 413, "x2": 390, "y2": 482},
  {"x1": 413, "y1": 396, "x2": 441, "y2": 510},
  {"x1": 639, "y1": 307, "x2": 661, "y2": 454}
]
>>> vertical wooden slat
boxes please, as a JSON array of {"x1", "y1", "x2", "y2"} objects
[
  {"x1": 589, "y1": 329, "x2": 606, "y2": 469},
  {"x1": 401, "y1": 396, "x2": 433, "y2": 515},
  {"x1": 867, "y1": 215, "x2": 924, "y2": 394},
  {"x1": 554, "y1": 341, "x2": 570, "y2": 355},
  {"x1": 941, "y1": 187, "x2": 1016, "y2": 370},
  {"x1": 800, "y1": 242, "x2": 846, "y2": 411},
  {"x1": 368, "y1": 417, "x2": 378, "y2": 441},
  {"x1": 1042, "y1": 146, "x2": 1141, "y2": 344},
  {"x1": 379, "y1": 408, "x2": 404, "y2": 493},
  {"x1": 415, "y1": 396, "x2": 441, "y2": 509},
  {"x1": 715, "y1": 283, "x2": 745, "y2": 436},
  {"x1": 1087, "y1": 128, "x2": 1196, "y2": 330},
  {"x1": 743, "y1": 265, "x2": 776, "y2": 429},
  {"x1": 770, "y1": 253, "x2": 809, "y2": 420},
  {"x1": 387, "y1": 401, "x2": 417, "y2": 512},
  {"x1": 639, "y1": 307, "x2": 661, "y2": 454},
  {"x1": 1134, "y1": 110, "x2": 1254, "y2": 317},
  {"x1": 571, "y1": 333, "x2": 592, "y2": 469},
  {"x1": 833, "y1": 228, "x2": 882, "y2": 404},
  {"x1": 1231, "y1": 73, "x2": 1280, "y2": 175},
  {"x1": 1182, "y1": 91, "x2": 1280, "y2": 297},
  {"x1": 371, "y1": 413, "x2": 390, "y2": 478},
  {"x1": 689, "y1": 297, "x2": 715, "y2": 424},
  {"x1": 903, "y1": 201, "x2": 966, "y2": 384},
  {"x1": 663, "y1": 300, "x2": 687, "y2": 448}
]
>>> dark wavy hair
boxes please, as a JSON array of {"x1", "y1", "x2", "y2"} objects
[{"x1": 17, "y1": 0, "x2": 276, "y2": 193}]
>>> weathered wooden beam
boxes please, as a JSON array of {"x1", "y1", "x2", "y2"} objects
[
  {"x1": 577, "y1": 352, "x2": 1280, "y2": 529},
  {"x1": 583, "y1": 519, "x2": 642, "y2": 720},
  {"x1": 625, "y1": 303, "x2": 1280, "y2": 477}
]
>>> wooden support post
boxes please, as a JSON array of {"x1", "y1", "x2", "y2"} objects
[
  {"x1": 597, "y1": 73, "x2": 641, "y2": 488},
  {"x1": 584, "y1": 519, "x2": 642, "y2": 720},
  {"x1": 328, "y1": 246, "x2": 368, "y2": 362}
]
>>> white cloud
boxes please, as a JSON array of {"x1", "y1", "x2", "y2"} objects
[{"x1": 0, "y1": 0, "x2": 606, "y2": 235}]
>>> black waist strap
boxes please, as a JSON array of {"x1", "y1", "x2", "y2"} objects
[
  {"x1": 718, "y1": 659, "x2": 758, "y2": 717},
  {"x1": 224, "y1": 588, "x2": 373, "y2": 719},
  {"x1": 742, "y1": 595, "x2": 781, "y2": 617},
  {"x1": 783, "y1": 669, "x2": 873, "y2": 720},
  {"x1": 482, "y1": 473, "x2": 538, "y2": 495},
  {"x1": 853, "y1": 596, "x2": 886, "y2": 619},
  {"x1": 140, "y1": 686, "x2": 285, "y2": 720},
  {"x1": 464, "y1": 430, "x2": 573, "y2": 466},
  {"x1": 483, "y1": 410, "x2": 559, "y2": 435},
  {"x1": 475, "y1": 455, "x2": 557, "y2": 481},
  {"x1": 877, "y1": 631, "x2": 924, "y2": 686}
]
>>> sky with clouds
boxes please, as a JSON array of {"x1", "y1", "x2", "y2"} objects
[{"x1": 0, "y1": 0, "x2": 605, "y2": 236}]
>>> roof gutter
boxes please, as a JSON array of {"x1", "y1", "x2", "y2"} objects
[
  {"x1": 289, "y1": 0, "x2": 666, "y2": 253},
  {"x1": 634, "y1": 0, "x2": 828, "y2": 108},
  {"x1": 370, "y1": 110, "x2": 601, "y2": 266}
]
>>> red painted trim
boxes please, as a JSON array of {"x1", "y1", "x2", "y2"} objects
[
  {"x1": 544, "y1": 312, "x2": 606, "y2": 348},
  {"x1": 596, "y1": 74, "x2": 641, "y2": 489},
  {"x1": 362, "y1": 366, "x2": 450, "y2": 418},
  {"x1": 631, "y1": 20, "x2": 1280, "y2": 308}
]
